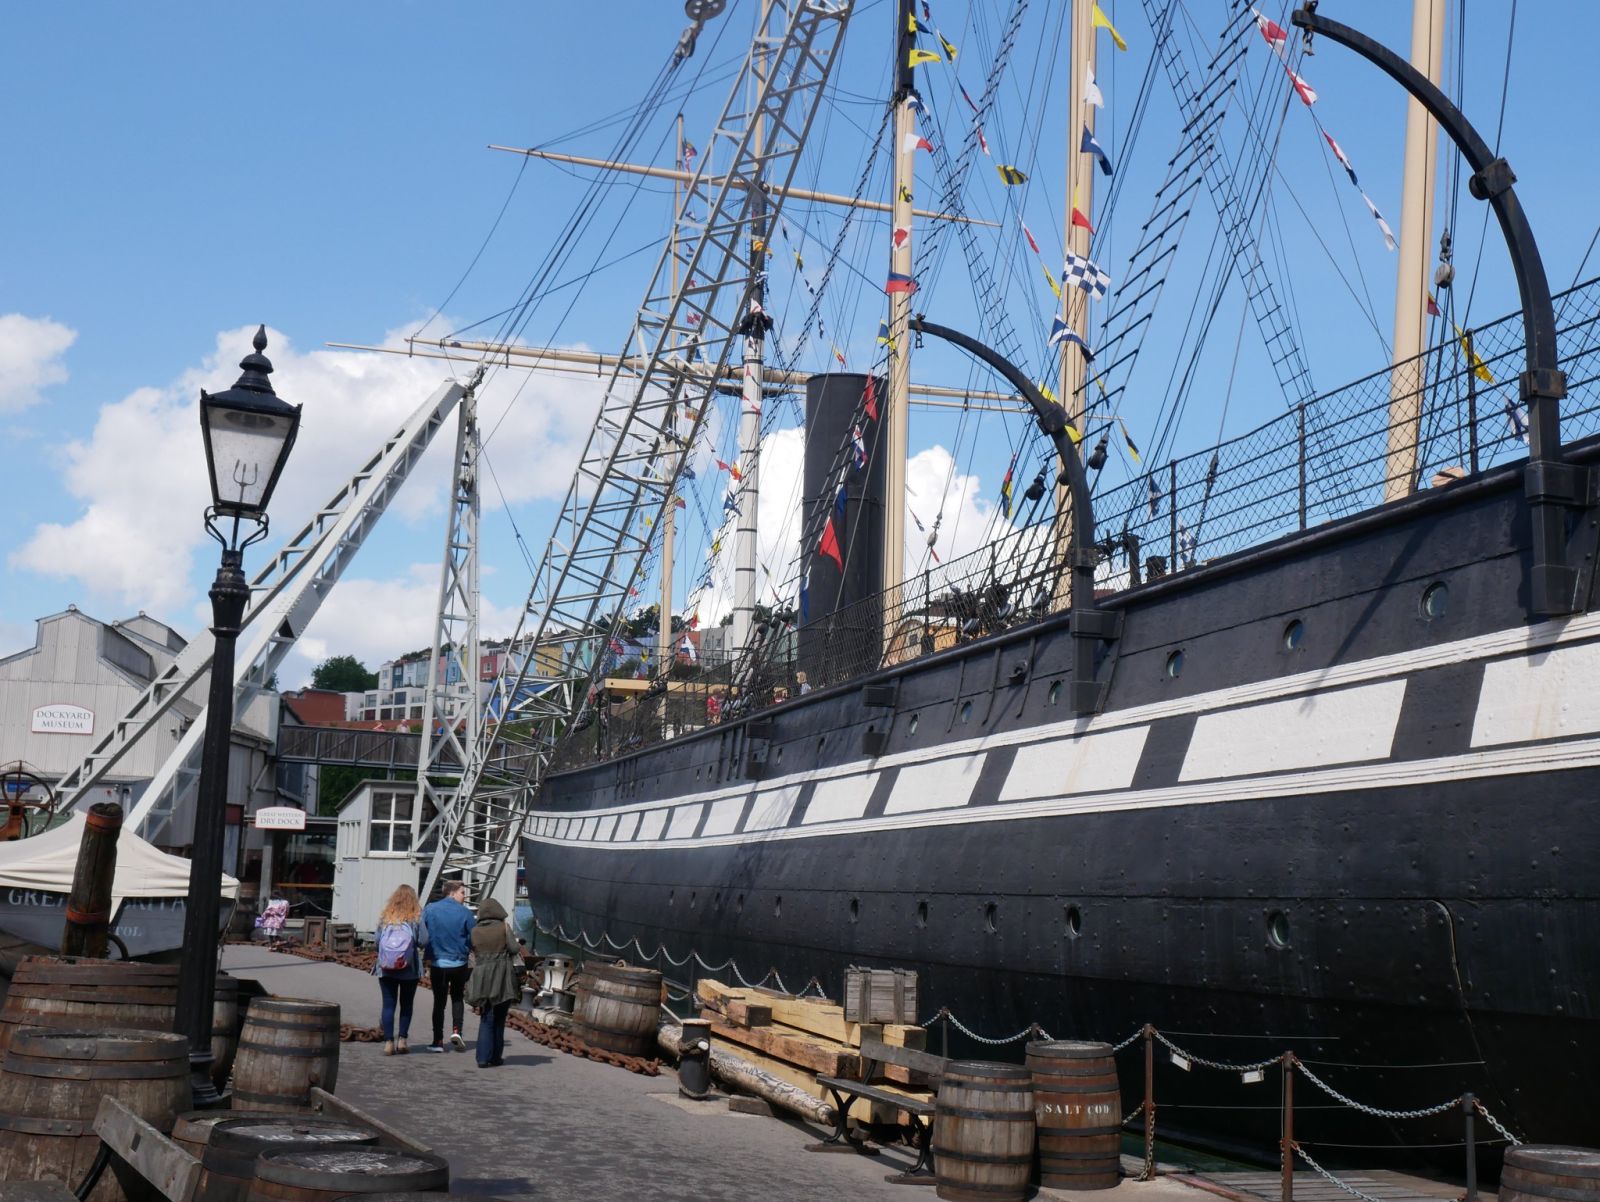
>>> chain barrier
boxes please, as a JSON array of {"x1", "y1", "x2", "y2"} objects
[
  {"x1": 522, "y1": 912, "x2": 1527, "y2": 1146},
  {"x1": 1475, "y1": 1098, "x2": 1523, "y2": 1146},
  {"x1": 1152, "y1": 1028, "x2": 1282, "y2": 1074},
  {"x1": 1293, "y1": 1144, "x2": 1390, "y2": 1202},
  {"x1": 1292, "y1": 1057, "x2": 1464, "y2": 1120}
]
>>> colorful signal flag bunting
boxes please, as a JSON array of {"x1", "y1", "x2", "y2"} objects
[
  {"x1": 1092, "y1": 3, "x2": 1128, "y2": 51},
  {"x1": 886, "y1": 271, "x2": 918, "y2": 294},
  {"x1": 1047, "y1": 316, "x2": 1095, "y2": 360},
  {"x1": 908, "y1": 47, "x2": 941, "y2": 67},
  {"x1": 1081, "y1": 126, "x2": 1114, "y2": 176},
  {"x1": 996, "y1": 164, "x2": 1028, "y2": 186},
  {"x1": 1063, "y1": 252, "x2": 1111, "y2": 299}
]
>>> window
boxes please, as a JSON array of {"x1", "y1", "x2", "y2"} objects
[{"x1": 368, "y1": 789, "x2": 414, "y2": 854}]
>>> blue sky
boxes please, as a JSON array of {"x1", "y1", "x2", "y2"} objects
[{"x1": 3, "y1": 1, "x2": 1596, "y2": 688}]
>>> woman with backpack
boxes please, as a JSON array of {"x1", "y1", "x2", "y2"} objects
[
  {"x1": 373, "y1": 884, "x2": 428, "y2": 1055},
  {"x1": 464, "y1": 897, "x2": 521, "y2": 1067}
]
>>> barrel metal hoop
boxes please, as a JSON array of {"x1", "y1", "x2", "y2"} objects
[
  {"x1": 935, "y1": 1104, "x2": 1036, "y2": 1121},
  {"x1": 0, "y1": 1114, "x2": 90, "y2": 1136},
  {"x1": 0, "y1": 1055, "x2": 185, "y2": 1080},
  {"x1": 1499, "y1": 1184, "x2": 1600, "y2": 1202},
  {"x1": 930, "y1": 1148, "x2": 1035, "y2": 1165},
  {"x1": 237, "y1": 1041, "x2": 338, "y2": 1059},
  {"x1": 242, "y1": 1017, "x2": 337, "y2": 1032}
]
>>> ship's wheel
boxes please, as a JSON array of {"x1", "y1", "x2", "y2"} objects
[{"x1": 0, "y1": 763, "x2": 58, "y2": 841}]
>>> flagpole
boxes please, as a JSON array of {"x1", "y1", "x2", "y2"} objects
[
  {"x1": 732, "y1": 0, "x2": 774, "y2": 658},
  {"x1": 1384, "y1": 0, "x2": 1446, "y2": 502},
  {"x1": 883, "y1": 0, "x2": 917, "y2": 663},
  {"x1": 1054, "y1": 0, "x2": 1096, "y2": 604},
  {"x1": 658, "y1": 113, "x2": 684, "y2": 730}
]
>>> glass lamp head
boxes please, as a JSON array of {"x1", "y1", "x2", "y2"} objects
[{"x1": 200, "y1": 325, "x2": 301, "y2": 518}]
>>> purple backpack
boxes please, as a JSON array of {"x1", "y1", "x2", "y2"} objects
[{"x1": 377, "y1": 922, "x2": 414, "y2": 972}]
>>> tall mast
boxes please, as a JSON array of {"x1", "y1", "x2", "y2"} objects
[
  {"x1": 1054, "y1": 0, "x2": 1096, "y2": 599},
  {"x1": 1385, "y1": 0, "x2": 1446, "y2": 500},
  {"x1": 657, "y1": 114, "x2": 684, "y2": 697},
  {"x1": 732, "y1": 0, "x2": 776, "y2": 656},
  {"x1": 883, "y1": 0, "x2": 917, "y2": 629}
]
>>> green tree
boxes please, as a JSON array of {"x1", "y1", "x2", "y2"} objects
[{"x1": 310, "y1": 654, "x2": 378, "y2": 692}]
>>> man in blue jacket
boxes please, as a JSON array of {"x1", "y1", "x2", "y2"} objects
[{"x1": 422, "y1": 880, "x2": 476, "y2": 1051}]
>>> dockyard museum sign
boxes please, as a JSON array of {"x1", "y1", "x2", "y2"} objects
[
  {"x1": 30, "y1": 704, "x2": 94, "y2": 735},
  {"x1": 254, "y1": 806, "x2": 307, "y2": 831}
]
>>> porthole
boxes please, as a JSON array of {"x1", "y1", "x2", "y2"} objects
[
  {"x1": 689, "y1": 891, "x2": 697, "y2": 909},
  {"x1": 713, "y1": 892, "x2": 722, "y2": 908},
  {"x1": 984, "y1": 901, "x2": 998, "y2": 933},
  {"x1": 909, "y1": 713, "x2": 919, "y2": 735},
  {"x1": 1048, "y1": 681, "x2": 1062, "y2": 705},
  {"x1": 960, "y1": 700, "x2": 973, "y2": 724},
  {"x1": 1421, "y1": 581, "x2": 1449, "y2": 621},
  {"x1": 916, "y1": 900, "x2": 928, "y2": 928},
  {"x1": 849, "y1": 897, "x2": 860, "y2": 923},
  {"x1": 818, "y1": 737, "x2": 826, "y2": 753},
  {"x1": 695, "y1": 767, "x2": 701, "y2": 781},
  {"x1": 775, "y1": 746, "x2": 784, "y2": 764},
  {"x1": 1283, "y1": 619, "x2": 1304, "y2": 651},
  {"x1": 1267, "y1": 910, "x2": 1291, "y2": 949},
  {"x1": 1166, "y1": 650, "x2": 1184, "y2": 678},
  {"x1": 1064, "y1": 904, "x2": 1083, "y2": 939},
  {"x1": 774, "y1": 895, "x2": 782, "y2": 919},
  {"x1": 668, "y1": 890, "x2": 675, "y2": 907},
  {"x1": 736, "y1": 893, "x2": 745, "y2": 913}
]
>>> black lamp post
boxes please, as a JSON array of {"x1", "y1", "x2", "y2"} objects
[{"x1": 175, "y1": 325, "x2": 300, "y2": 1106}]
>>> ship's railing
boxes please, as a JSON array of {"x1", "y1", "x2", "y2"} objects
[
  {"x1": 551, "y1": 279, "x2": 1600, "y2": 768},
  {"x1": 1093, "y1": 275, "x2": 1600, "y2": 583}
]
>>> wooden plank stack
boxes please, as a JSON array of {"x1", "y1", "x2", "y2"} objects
[{"x1": 696, "y1": 979, "x2": 934, "y2": 1122}]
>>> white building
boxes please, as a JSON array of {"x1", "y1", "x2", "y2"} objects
[{"x1": 0, "y1": 606, "x2": 282, "y2": 858}]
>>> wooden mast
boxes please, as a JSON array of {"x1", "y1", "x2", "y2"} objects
[
  {"x1": 657, "y1": 114, "x2": 684, "y2": 703},
  {"x1": 732, "y1": 0, "x2": 775, "y2": 657},
  {"x1": 1385, "y1": 0, "x2": 1447, "y2": 501},
  {"x1": 1054, "y1": 0, "x2": 1096, "y2": 601},
  {"x1": 883, "y1": 0, "x2": 917, "y2": 651}
]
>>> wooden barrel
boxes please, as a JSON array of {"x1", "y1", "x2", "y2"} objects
[
  {"x1": 573, "y1": 961, "x2": 661, "y2": 1057},
  {"x1": 0, "y1": 1027, "x2": 190, "y2": 1202},
  {"x1": 1501, "y1": 1146, "x2": 1600, "y2": 1202},
  {"x1": 212, "y1": 975, "x2": 241, "y2": 1089},
  {"x1": 199, "y1": 1118, "x2": 377, "y2": 1202},
  {"x1": 1026, "y1": 1039, "x2": 1122, "y2": 1190},
  {"x1": 232, "y1": 998, "x2": 342, "y2": 1112},
  {"x1": 173, "y1": 1110, "x2": 305, "y2": 1162},
  {"x1": 245, "y1": 1147, "x2": 450, "y2": 1201},
  {"x1": 932, "y1": 1060, "x2": 1036, "y2": 1202},
  {"x1": 1, "y1": 956, "x2": 244, "y2": 1092}
]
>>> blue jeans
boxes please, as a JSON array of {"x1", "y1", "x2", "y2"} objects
[
  {"x1": 476, "y1": 1000, "x2": 511, "y2": 1065},
  {"x1": 379, "y1": 977, "x2": 418, "y2": 1040}
]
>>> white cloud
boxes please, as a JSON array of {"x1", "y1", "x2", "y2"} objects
[
  {"x1": 11, "y1": 323, "x2": 605, "y2": 614},
  {"x1": 0, "y1": 314, "x2": 76, "y2": 412}
]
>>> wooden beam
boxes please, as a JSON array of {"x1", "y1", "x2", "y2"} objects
[{"x1": 708, "y1": 1019, "x2": 862, "y2": 1078}]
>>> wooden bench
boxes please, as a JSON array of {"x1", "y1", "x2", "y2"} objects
[
  {"x1": 22, "y1": 1096, "x2": 201, "y2": 1202},
  {"x1": 309, "y1": 1086, "x2": 433, "y2": 1156},
  {"x1": 814, "y1": 1036, "x2": 949, "y2": 1182}
]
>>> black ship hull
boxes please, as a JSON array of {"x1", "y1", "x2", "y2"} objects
[{"x1": 523, "y1": 449, "x2": 1600, "y2": 1164}]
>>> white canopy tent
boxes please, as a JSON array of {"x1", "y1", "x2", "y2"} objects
[{"x1": 0, "y1": 814, "x2": 239, "y2": 907}]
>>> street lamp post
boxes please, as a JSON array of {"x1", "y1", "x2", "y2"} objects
[{"x1": 175, "y1": 325, "x2": 300, "y2": 1106}]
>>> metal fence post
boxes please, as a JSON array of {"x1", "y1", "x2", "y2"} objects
[
  {"x1": 1142, "y1": 1024, "x2": 1157, "y2": 1181},
  {"x1": 1296, "y1": 403, "x2": 1308, "y2": 530},
  {"x1": 941, "y1": 1011, "x2": 950, "y2": 1060},
  {"x1": 1168, "y1": 461, "x2": 1179, "y2": 567},
  {"x1": 1462, "y1": 1092, "x2": 1478, "y2": 1202},
  {"x1": 1465, "y1": 330, "x2": 1481, "y2": 474},
  {"x1": 1281, "y1": 1052, "x2": 1295, "y2": 1202}
]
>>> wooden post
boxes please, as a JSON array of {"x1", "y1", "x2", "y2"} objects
[
  {"x1": 60, "y1": 801, "x2": 123, "y2": 958},
  {"x1": 1280, "y1": 1053, "x2": 1295, "y2": 1202}
]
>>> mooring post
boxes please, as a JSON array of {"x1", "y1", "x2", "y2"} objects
[
  {"x1": 940, "y1": 1011, "x2": 950, "y2": 1061},
  {"x1": 1465, "y1": 330, "x2": 1481, "y2": 474},
  {"x1": 1462, "y1": 1092, "x2": 1478, "y2": 1202},
  {"x1": 60, "y1": 801, "x2": 123, "y2": 958},
  {"x1": 1142, "y1": 1024, "x2": 1157, "y2": 1180},
  {"x1": 1281, "y1": 1053, "x2": 1296, "y2": 1202}
]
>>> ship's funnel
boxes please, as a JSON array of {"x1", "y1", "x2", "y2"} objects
[{"x1": 798, "y1": 372, "x2": 887, "y2": 686}]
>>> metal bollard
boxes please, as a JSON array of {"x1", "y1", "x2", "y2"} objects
[
  {"x1": 1142, "y1": 1024, "x2": 1157, "y2": 1180},
  {"x1": 1462, "y1": 1092, "x2": 1478, "y2": 1202},
  {"x1": 679, "y1": 1017, "x2": 713, "y2": 1099},
  {"x1": 1281, "y1": 1053, "x2": 1296, "y2": 1202}
]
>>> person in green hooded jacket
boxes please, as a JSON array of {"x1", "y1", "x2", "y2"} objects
[{"x1": 465, "y1": 897, "x2": 522, "y2": 1067}]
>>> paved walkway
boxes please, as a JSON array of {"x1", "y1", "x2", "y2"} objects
[{"x1": 219, "y1": 947, "x2": 1220, "y2": 1202}]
